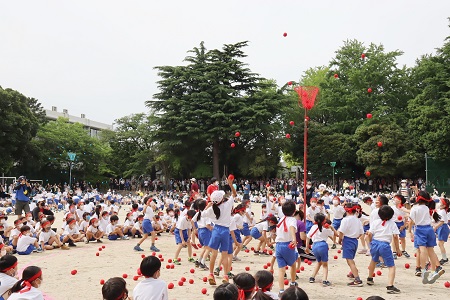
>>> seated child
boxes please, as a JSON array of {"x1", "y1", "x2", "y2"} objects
[
  {"x1": 86, "y1": 218, "x2": 104, "y2": 243},
  {"x1": 38, "y1": 221, "x2": 69, "y2": 251},
  {"x1": 106, "y1": 215, "x2": 129, "y2": 240},
  {"x1": 61, "y1": 218, "x2": 84, "y2": 247},
  {"x1": 16, "y1": 226, "x2": 41, "y2": 255}
]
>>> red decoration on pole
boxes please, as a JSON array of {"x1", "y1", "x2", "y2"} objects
[
  {"x1": 285, "y1": 133, "x2": 291, "y2": 139},
  {"x1": 235, "y1": 132, "x2": 240, "y2": 137},
  {"x1": 366, "y1": 113, "x2": 372, "y2": 119},
  {"x1": 365, "y1": 171, "x2": 371, "y2": 177},
  {"x1": 334, "y1": 73, "x2": 339, "y2": 78},
  {"x1": 294, "y1": 86, "x2": 319, "y2": 221},
  {"x1": 288, "y1": 81, "x2": 293, "y2": 86},
  {"x1": 283, "y1": 32, "x2": 287, "y2": 37},
  {"x1": 367, "y1": 88, "x2": 372, "y2": 93},
  {"x1": 289, "y1": 121, "x2": 294, "y2": 126},
  {"x1": 361, "y1": 53, "x2": 366, "y2": 59},
  {"x1": 230, "y1": 143, "x2": 235, "y2": 148},
  {"x1": 377, "y1": 141, "x2": 383, "y2": 147}
]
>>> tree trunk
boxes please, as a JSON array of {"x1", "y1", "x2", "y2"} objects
[{"x1": 213, "y1": 140, "x2": 220, "y2": 180}]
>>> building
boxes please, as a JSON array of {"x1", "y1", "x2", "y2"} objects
[{"x1": 45, "y1": 106, "x2": 113, "y2": 138}]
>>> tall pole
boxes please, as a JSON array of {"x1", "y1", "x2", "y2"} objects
[
  {"x1": 69, "y1": 162, "x2": 73, "y2": 189},
  {"x1": 332, "y1": 166, "x2": 335, "y2": 189},
  {"x1": 303, "y1": 108, "x2": 308, "y2": 220},
  {"x1": 425, "y1": 153, "x2": 428, "y2": 190}
]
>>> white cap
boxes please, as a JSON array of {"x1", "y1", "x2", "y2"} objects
[
  {"x1": 211, "y1": 190, "x2": 225, "y2": 204},
  {"x1": 190, "y1": 178, "x2": 196, "y2": 182}
]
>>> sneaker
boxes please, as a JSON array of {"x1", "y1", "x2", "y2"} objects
[
  {"x1": 331, "y1": 244, "x2": 336, "y2": 249},
  {"x1": 222, "y1": 275, "x2": 229, "y2": 284},
  {"x1": 440, "y1": 258, "x2": 449, "y2": 265},
  {"x1": 427, "y1": 266, "x2": 445, "y2": 284},
  {"x1": 422, "y1": 271, "x2": 430, "y2": 284},
  {"x1": 208, "y1": 274, "x2": 216, "y2": 285},
  {"x1": 393, "y1": 252, "x2": 397, "y2": 260},
  {"x1": 309, "y1": 277, "x2": 315, "y2": 283},
  {"x1": 199, "y1": 263, "x2": 209, "y2": 270},
  {"x1": 347, "y1": 272, "x2": 355, "y2": 279},
  {"x1": 402, "y1": 251, "x2": 410, "y2": 258},
  {"x1": 121, "y1": 236, "x2": 129, "y2": 240},
  {"x1": 150, "y1": 245, "x2": 160, "y2": 252},
  {"x1": 348, "y1": 279, "x2": 363, "y2": 287},
  {"x1": 366, "y1": 277, "x2": 374, "y2": 286},
  {"x1": 188, "y1": 257, "x2": 195, "y2": 263},
  {"x1": 290, "y1": 282, "x2": 298, "y2": 287},
  {"x1": 97, "y1": 239, "x2": 103, "y2": 243},
  {"x1": 36, "y1": 248, "x2": 43, "y2": 253},
  {"x1": 253, "y1": 251, "x2": 261, "y2": 256},
  {"x1": 195, "y1": 260, "x2": 200, "y2": 268},
  {"x1": 173, "y1": 259, "x2": 181, "y2": 265},
  {"x1": 214, "y1": 267, "x2": 220, "y2": 276},
  {"x1": 227, "y1": 272, "x2": 235, "y2": 279},
  {"x1": 357, "y1": 249, "x2": 367, "y2": 254},
  {"x1": 415, "y1": 267, "x2": 422, "y2": 277},
  {"x1": 425, "y1": 262, "x2": 431, "y2": 271},
  {"x1": 134, "y1": 245, "x2": 144, "y2": 252},
  {"x1": 232, "y1": 256, "x2": 241, "y2": 261},
  {"x1": 60, "y1": 245, "x2": 70, "y2": 250},
  {"x1": 322, "y1": 280, "x2": 332, "y2": 287},
  {"x1": 278, "y1": 291, "x2": 284, "y2": 298},
  {"x1": 68, "y1": 242, "x2": 77, "y2": 247},
  {"x1": 242, "y1": 245, "x2": 248, "y2": 250},
  {"x1": 386, "y1": 285, "x2": 401, "y2": 294}
]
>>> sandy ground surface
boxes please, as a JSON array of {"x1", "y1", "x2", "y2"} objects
[{"x1": 13, "y1": 203, "x2": 450, "y2": 300}]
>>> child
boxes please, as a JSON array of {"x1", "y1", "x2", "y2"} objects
[
  {"x1": 86, "y1": 218, "x2": 104, "y2": 243},
  {"x1": 132, "y1": 256, "x2": 168, "y2": 300},
  {"x1": 410, "y1": 191, "x2": 445, "y2": 284},
  {"x1": 38, "y1": 221, "x2": 69, "y2": 251},
  {"x1": 213, "y1": 283, "x2": 238, "y2": 300},
  {"x1": 0, "y1": 255, "x2": 18, "y2": 299},
  {"x1": 0, "y1": 225, "x2": 14, "y2": 256},
  {"x1": 173, "y1": 210, "x2": 196, "y2": 265},
  {"x1": 330, "y1": 196, "x2": 345, "y2": 249},
  {"x1": 233, "y1": 272, "x2": 256, "y2": 300},
  {"x1": 392, "y1": 195, "x2": 410, "y2": 258},
  {"x1": 241, "y1": 199, "x2": 253, "y2": 250},
  {"x1": 102, "y1": 277, "x2": 129, "y2": 300},
  {"x1": 123, "y1": 212, "x2": 136, "y2": 237},
  {"x1": 8, "y1": 266, "x2": 43, "y2": 300},
  {"x1": 9, "y1": 220, "x2": 22, "y2": 248},
  {"x1": 61, "y1": 218, "x2": 84, "y2": 246},
  {"x1": 16, "y1": 226, "x2": 41, "y2": 255},
  {"x1": 133, "y1": 215, "x2": 144, "y2": 238},
  {"x1": 231, "y1": 204, "x2": 245, "y2": 261},
  {"x1": 79, "y1": 212, "x2": 90, "y2": 234},
  {"x1": 366, "y1": 205, "x2": 401, "y2": 294},
  {"x1": 435, "y1": 197, "x2": 450, "y2": 265},
  {"x1": 279, "y1": 286, "x2": 309, "y2": 300},
  {"x1": 106, "y1": 215, "x2": 129, "y2": 240},
  {"x1": 203, "y1": 177, "x2": 236, "y2": 285},
  {"x1": 305, "y1": 198, "x2": 319, "y2": 233},
  {"x1": 134, "y1": 197, "x2": 159, "y2": 252},
  {"x1": 251, "y1": 216, "x2": 278, "y2": 255},
  {"x1": 338, "y1": 204, "x2": 364, "y2": 286},
  {"x1": 305, "y1": 213, "x2": 335, "y2": 286},
  {"x1": 275, "y1": 201, "x2": 298, "y2": 295},
  {"x1": 254, "y1": 270, "x2": 278, "y2": 300},
  {"x1": 194, "y1": 199, "x2": 212, "y2": 270}
]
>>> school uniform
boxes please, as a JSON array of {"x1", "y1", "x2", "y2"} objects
[
  {"x1": 305, "y1": 206, "x2": 320, "y2": 233},
  {"x1": 410, "y1": 204, "x2": 436, "y2": 247},
  {"x1": 275, "y1": 216, "x2": 298, "y2": 268},
  {"x1": 392, "y1": 206, "x2": 407, "y2": 238},
  {"x1": 38, "y1": 230, "x2": 56, "y2": 245},
  {"x1": 368, "y1": 219, "x2": 399, "y2": 267},
  {"x1": 8, "y1": 286, "x2": 44, "y2": 300},
  {"x1": 203, "y1": 196, "x2": 235, "y2": 252},
  {"x1": 0, "y1": 273, "x2": 18, "y2": 299},
  {"x1": 330, "y1": 205, "x2": 345, "y2": 230},
  {"x1": 250, "y1": 222, "x2": 268, "y2": 239},
  {"x1": 142, "y1": 206, "x2": 155, "y2": 234},
  {"x1": 106, "y1": 224, "x2": 119, "y2": 240},
  {"x1": 307, "y1": 225, "x2": 333, "y2": 262},
  {"x1": 133, "y1": 277, "x2": 168, "y2": 300},
  {"x1": 197, "y1": 214, "x2": 212, "y2": 246},
  {"x1": 338, "y1": 215, "x2": 364, "y2": 259},
  {"x1": 174, "y1": 217, "x2": 191, "y2": 245},
  {"x1": 16, "y1": 235, "x2": 37, "y2": 255},
  {"x1": 232, "y1": 214, "x2": 243, "y2": 244},
  {"x1": 436, "y1": 209, "x2": 449, "y2": 242}
]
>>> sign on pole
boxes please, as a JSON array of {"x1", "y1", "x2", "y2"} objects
[
  {"x1": 68, "y1": 152, "x2": 76, "y2": 161},
  {"x1": 330, "y1": 162, "x2": 336, "y2": 167}
]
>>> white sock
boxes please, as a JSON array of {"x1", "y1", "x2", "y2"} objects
[
  {"x1": 200, "y1": 258, "x2": 205, "y2": 264},
  {"x1": 442, "y1": 254, "x2": 447, "y2": 260}
]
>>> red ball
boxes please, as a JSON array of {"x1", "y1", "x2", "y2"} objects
[
  {"x1": 133, "y1": 275, "x2": 139, "y2": 281},
  {"x1": 334, "y1": 73, "x2": 339, "y2": 78},
  {"x1": 193, "y1": 253, "x2": 197, "y2": 257},
  {"x1": 285, "y1": 266, "x2": 289, "y2": 270},
  {"x1": 304, "y1": 259, "x2": 309, "y2": 263},
  {"x1": 100, "y1": 279, "x2": 105, "y2": 285},
  {"x1": 96, "y1": 252, "x2": 99, "y2": 256},
  {"x1": 398, "y1": 216, "x2": 403, "y2": 221},
  {"x1": 98, "y1": 248, "x2": 102, "y2": 251},
  {"x1": 102, "y1": 245, "x2": 105, "y2": 249},
  {"x1": 376, "y1": 270, "x2": 382, "y2": 276},
  {"x1": 284, "y1": 279, "x2": 289, "y2": 285},
  {"x1": 367, "y1": 113, "x2": 373, "y2": 119},
  {"x1": 307, "y1": 261, "x2": 312, "y2": 265},
  {"x1": 365, "y1": 171, "x2": 371, "y2": 177},
  {"x1": 141, "y1": 254, "x2": 146, "y2": 258},
  {"x1": 245, "y1": 267, "x2": 250, "y2": 271},
  {"x1": 228, "y1": 174, "x2": 234, "y2": 181},
  {"x1": 334, "y1": 255, "x2": 338, "y2": 259},
  {"x1": 361, "y1": 53, "x2": 366, "y2": 59},
  {"x1": 289, "y1": 121, "x2": 295, "y2": 126},
  {"x1": 152, "y1": 252, "x2": 156, "y2": 256},
  {"x1": 251, "y1": 247, "x2": 255, "y2": 251},
  {"x1": 230, "y1": 143, "x2": 236, "y2": 148},
  {"x1": 189, "y1": 279, "x2": 194, "y2": 284},
  {"x1": 203, "y1": 277, "x2": 208, "y2": 282},
  {"x1": 168, "y1": 259, "x2": 173, "y2": 263},
  {"x1": 263, "y1": 265, "x2": 268, "y2": 269},
  {"x1": 166, "y1": 264, "x2": 170, "y2": 269},
  {"x1": 137, "y1": 268, "x2": 142, "y2": 275},
  {"x1": 71, "y1": 270, "x2": 77, "y2": 275},
  {"x1": 267, "y1": 262, "x2": 271, "y2": 267},
  {"x1": 368, "y1": 88, "x2": 373, "y2": 93},
  {"x1": 283, "y1": 32, "x2": 287, "y2": 37},
  {"x1": 405, "y1": 263, "x2": 410, "y2": 269},
  {"x1": 178, "y1": 281, "x2": 184, "y2": 286},
  {"x1": 357, "y1": 297, "x2": 363, "y2": 300},
  {"x1": 158, "y1": 254, "x2": 163, "y2": 258},
  {"x1": 190, "y1": 269, "x2": 195, "y2": 274},
  {"x1": 245, "y1": 249, "x2": 250, "y2": 253},
  {"x1": 219, "y1": 266, "x2": 222, "y2": 271},
  {"x1": 296, "y1": 269, "x2": 300, "y2": 273},
  {"x1": 285, "y1": 133, "x2": 291, "y2": 139},
  {"x1": 181, "y1": 277, "x2": 186, "y2": 282},
  {"x1": 155, "y1": 237, "x2": 158, "y2": 240},
  {"x1": 444, "y1": 281, "x2": 450, "y2": 288},
  {"x1": 377, "y1": 141, "x2": 383, "y2": 147},
  {"x1": 201, "y1": 288, "x2": 207, "y2": 294},
  {"x1": 337, "y1": 250, "x2": 342, "y2": 253},
  {"x1": 122, "y1": 274, "x2": 128, "y2": 279},
  {"x1": 287, "y1": 81, "x2": 292, "y2": 86},
  {"x1": 160, "y1": 258, "x2": 164, "y2": 262},
  {"x1": 235, "y1": 132, "x2": 240, "y2": 137},
  {"x1": 170, "y1": 264, "x2": 175, "y2": 269},
  {"x1": 168, "y1": 283, "x2": 174, "y2": 289}
]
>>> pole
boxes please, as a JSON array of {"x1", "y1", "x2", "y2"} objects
[
  {"x1": 303, "y1": 108, "x2": 308, "y2": 220},
  {"x1": 69, "y1": 162, "x2": 73, "y2": 189},
  {"x1": 425, "y1": 153, "x2": 428, "y2": 190},
  {"x1": 332, "y1": 166, "x2": 335, "y2": 189}
]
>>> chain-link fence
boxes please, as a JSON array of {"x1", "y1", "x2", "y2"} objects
[{"x1": 426, "y1": 154, "x2": 450, "y2": 195}]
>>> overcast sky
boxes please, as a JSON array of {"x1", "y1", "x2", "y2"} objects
[{"x1": 1, "y1": 1, "x2": 449, "y2": 125}]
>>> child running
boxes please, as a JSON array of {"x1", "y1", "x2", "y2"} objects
[
  {"x1": 435, "y1": 197, "x2": 450, "y2": 265},
  {"x1": 134, "y1": 197, "x2": 160, "y2": 252},
  {"x1": 173, "y1": 210, "x2": 196, "y2": 265}
]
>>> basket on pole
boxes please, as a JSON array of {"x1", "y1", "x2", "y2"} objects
[{"x1": 294, "y1": 86, "x2": 319, "y2": 219}]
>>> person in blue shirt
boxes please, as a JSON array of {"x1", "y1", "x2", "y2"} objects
[
  {"x1": 243, "y1": 181, "x2": 251, "y2": 200},
  {"x1": 13, "y1": 176, "x2": 31, "y2": 218}
]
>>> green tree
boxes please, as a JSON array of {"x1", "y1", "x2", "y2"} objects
[{"x1": 0, "y1": 86, "x2": 45, "y2": 173}]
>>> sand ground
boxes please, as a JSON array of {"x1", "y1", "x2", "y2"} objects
[{"x1": 14, "y1": 203, "x2": 450, "y2": 300}]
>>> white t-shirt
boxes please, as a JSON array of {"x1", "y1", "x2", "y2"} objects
[
  {"x1": 132, "y1": 277, "x2": 169, "y2": 300},
  {"x1": 175, "y1": 216, "x2": 191, "y2": 231},
  {"x1": 369, "y1": 219, "x2": 400, "y2": 243},
  {"x1": 88, "y1": 225, "x2": 99, "y2": 234},
  {"x1": 38, "y1": 230, "x2": 56, "y2": 243},
  {"x1": 99, "y1": 217, "x2": 109, "y2": 232},
  {"x1": 436, "y1": 209, "x2": 449, "y2": 224},
  {"x1": 369, "y1": 208, "x2": 380, "y2": 226},
  {"x1": 307, "y1": 225, "x2": 334, "y2": 243},
  {"x1": 63, "y1": 225, "x2": 80, "y2": 236},
  {"x1": 16, "y1": 235, "x2": 37, "y2": 252},
  {"x1": 202, "y1": 196, "x2": 235, "y2": 227},
  {"x1": 233, "y1": 214, "x2": 243, "y2": 230},
  {"x1": 106, "y1": 224, "x2": 117, "y2": 235},
  {"x1": 8, "y1": 286, "x2": 44, "y2": 300},
  {"x1": 392, "y1": 206, "x2": 407, "y2": 223},
  {"x1": 338, "y1": 215, "x2": 364, "y2": 239},
  {"x1": 144, "y1": 206, "x2": 154, "y2": 220},
  {"x1": 410, "y1": 204, "x2": 432, "y2": 226},
  {"x1": 275, "y1": 216, "x2": 297, "y2": 242},
  {"x1": 0, "y1": 273, "x2": 18, "y2": 296},
  {"x1": 331, "y1": 205, "x2": 345, "y2": 219},
  {"x1": 230, "y1": 216, "x2": 238, "y2": 231},
  {"x1": 306, "y1": 206, "x2": 321, "y2": 221},
  {"x1": 197, "y1": 214, "x2": 212, "y2": 229},
  {"x1": 254, "y1": 222, "x2": 268, "y2": 233}
]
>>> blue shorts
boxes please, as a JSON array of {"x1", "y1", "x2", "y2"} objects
[
  {"x1": 370, "y1": 239, "x2": 395, "y2": 267},
  {"x1": 363, "y1": 224, "x2": 370, "y2": 233},
  {"x1": 233, "y1": 230, "x2": 242, "y2": 244},
  {"x1": 241, "y1": 223, "x2": 250, "y2": 237},
  {"x1": 175, "y1": 229, "x2": 189, "y2": 245},
  {"x1": 324, "y1": 205, "x2": 330, "y2": 210},
  {"x1": 169, "y1": 204, "x2": 174, "y2": 209},
  {"x1": 342, "y1": 236, "x2": 358, "y2": 259},
  {"x1": 108, "y1": 234, "x2": 119, "y2": 240},
  {"x1": 306, "y1": 220, "x2": 313, "y2": 233},
  {"x1": 332, "y1": 218, "x2": 342, "y2": 230},
  {"x1": 395, "y1": 221, "x2": 406, "y2": 238},
  {"x1": 437, "y1": 224, "x2": 449, "y2": 242},
  {"x1": 275, "y1": 242, "x2": 298, "y2": 268},
  {"x1": 312, "y1": 241, "x2": 329, "y2": 262},
  {"x1": 226, "y1": 235, "x2": 233, "y2": 254},
  {"x1": 208, "y1": 225, "x2": 230, "y2": 252},
  {"x1": 198, "y1": 227, "x2": 212, "y2": 246},
  {"x1": 415, "y1": 225, "x2": 437, "y2": 247},
  {"x1": 18, "y1": 244, "x2": 35, "y2": 255},
  {"x1": 250, "y1": 227, "x2": 262, "y2": 239},
  {"x1": 142, "y1": 219, "x2": 154, "y2": 234}
]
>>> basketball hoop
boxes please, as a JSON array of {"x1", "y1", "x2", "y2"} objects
[{"x1": 294, "y1": 86, "x2": 319, "y2": 110}]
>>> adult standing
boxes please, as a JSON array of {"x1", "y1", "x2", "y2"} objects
[
  {"x1": 300, "y1": 181, "x2": 314, "y2": 207},
  {"x1": 190, "y1": 178, "x2": 199, "y2": 194},
  {"x1": 206, "y1": 177, "x2": 219, "y2": 202},
  {"x1": 243, "y1": 180, "x2": 251, "y2": 200},
  {"x1": 13, "y1": 176, "x2": 31, "y2": 219}
]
